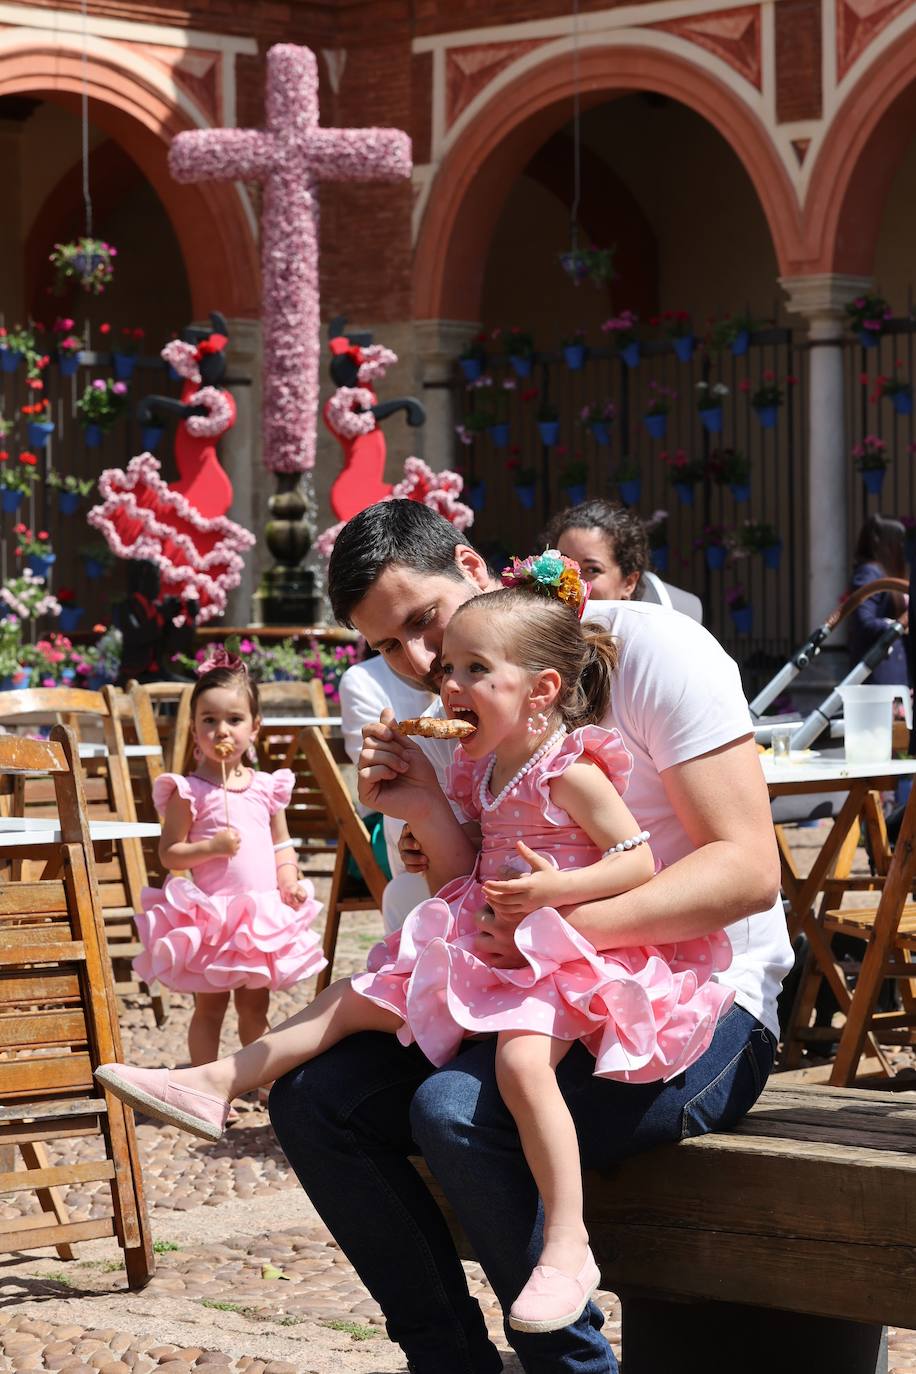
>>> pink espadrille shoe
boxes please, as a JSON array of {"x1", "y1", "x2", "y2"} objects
[
  {"x1": 94, "y1": 1063, "x2": 231, "y2": 1142},
  {"x1": 508, "y1": 1248, "x2": 601, "y2": 1333}
]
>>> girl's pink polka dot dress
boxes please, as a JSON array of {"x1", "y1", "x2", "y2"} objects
[{"x1": 352, "y1": 726, "x2": 734, "y2": 1082}]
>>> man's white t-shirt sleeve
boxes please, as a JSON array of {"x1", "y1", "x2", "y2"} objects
[{"x1": 339, "y1": 665, "x2": 388, "y2": 770}]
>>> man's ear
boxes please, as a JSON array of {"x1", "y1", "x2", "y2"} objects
[
  {"x1": 454, "y1": 544, "x2": 492, "y2": 591},
  {"x1": 528, "y1": 668, "x2": 562, "y2": 715}
]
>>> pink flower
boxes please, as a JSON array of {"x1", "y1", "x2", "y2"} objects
[
  {"x1": 92, "y1": 379, "x2": 106, "y2": 391},
  {"x1": 112, "y1": 381, "x2": 128, "y2": 395}
]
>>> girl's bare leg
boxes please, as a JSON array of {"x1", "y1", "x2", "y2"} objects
[
  {"x1": 163, "y1": 979, "x2": 402, "y2": 1104},
  {"x1": 495, "y1": 1030, "x2": 588, "y2": 1276},
  {"x1": 187, "y1": 991, "x2": 231, "y2": 1066},
  {"x1": 234, "y1": 986, "x2": 271, "y2": 1046}
]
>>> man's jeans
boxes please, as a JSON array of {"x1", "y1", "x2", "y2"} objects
[{"x1": 269, "y1": 1003, "x2": 775, "y2": 1374}]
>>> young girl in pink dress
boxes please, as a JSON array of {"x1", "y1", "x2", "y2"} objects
[
  {"x1": 133, "y1": 649, "x2": 326, "y2": 1081},
  {"x1": 99, "y1": 556, "x2": 733, "y2": 1335}
]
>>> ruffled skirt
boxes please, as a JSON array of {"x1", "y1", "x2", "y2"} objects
[
  {"x1": 134, "y1": 876, "x2": 326, "y2": 992},
  {"x1": 351, "y1": 878, "x2": 734, "y2": 1083}
]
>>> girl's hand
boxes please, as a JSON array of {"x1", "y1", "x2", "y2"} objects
[
  {"x1": 358, "y1": 709, "x2": 442, "y2": 822},
  {"x1": 481, "y1": 842, "x2": 563, "y2": 918},
  {"x1": 279, "y1": 879, "x2": 308, "y2": 908},
  {"x1": 209, "y1": 827, "x2": 241, "y2": 856}
]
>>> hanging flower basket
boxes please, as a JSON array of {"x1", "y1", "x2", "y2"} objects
[
  {"x1": 754, "y1": 404, "x2": 779, "y2": 429},
  {"x1": 699, "y1": 406, "x2": 723, "y2": 433},
  {"x1": 141, "y1": 424, "x2": 165, "y2": 452},
  {"x1": 488, "y1": 422, "x2": 510, "y2": 448},
  {"x1": 674, "y1": 482, "x2": 694, "y2": 506},
  {"x1": 731, "y1": 605, "x2": 753, "y2": 634},
  {"x1": 730, "y1": 482, "x2": 751, "y2": 503},
  {"x1": 862, "y1": 468, "x2": 886, "y2": 496},
  {"x1": 589, "y1": 421, "x2": 610, "y2": 445},
  {"x1": 26, "y1": 420, "x2": 55, "y2": 449},
  {"x1": 514, "y1": 482, "x2": 536, "y2": 510},
  {"x1": 0, "y1": 350, "x2": 22, "y2": 374},
  {"x1": 538, "y1": 420, "x2": 560, "y2": 447},
  {"x1": 466, "y1": 480, "x2": 486, "y2": 511},
  {"x1": 0, "y1": 490, "x2": 23, "y2": 514},
  {"x1": 762, "y1": 542, "x2": 783, "y2": 570},
  {"x1": 563, "y1": 342, "x2": 587, "y2": 370},
  {"x1": 510, "y1": 354, "x2": 532, "y2": 378},
  {"x1": 619, "y1": 477, "x2": 642, "y2": 505},
  {"x1": 673, "y1": 335, "x2": 696, "y2": 364},
  {"x1": 559, "y1": 246, "x2": 615, "y2": 288},
  {"x1": 563, "y1": 483, "x2": 587, "y2": 504},
  {"x1": 49, "y1": 238, "x2": 117, "y2": 295},
  {"x1": 644, "y1": 413, "x2": 667, "y2": 440},
  {"x1": 58, "y1": 491, "x2": 81, "y2": 516}
]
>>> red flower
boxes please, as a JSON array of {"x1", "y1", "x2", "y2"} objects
[
  {"x1": 859, "y1": 371, "x2": 870, "y2": 385},
  {"x1": 738, "y1": 379, "x2": 751, "y2": 393},
  {"x1": 99, "y1": 322, "x2": 111, "y2": 335},
  {"x1": 38, "y1": 530, "x2": 48, "y2": 540},
  {"x1": 133, "y1": 327, "x2": 145, "y2": 340},
  {"x1": 786, "y1": 375, "x2": 798, "y2": 386},
  {"x1": 0, "y1": 451, "x2": 9, "y2": 462},
  {"x1": 19, "y1": 452, "x2": 37, "y2": 466},
  {"x1": 13, "y1": 523, "x2": 25, "y2": 533},
  {"x1": 57, "y1": 586, "x2": 75, "y2": 604}
]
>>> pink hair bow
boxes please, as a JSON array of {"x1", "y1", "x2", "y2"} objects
[{"x1": 197, "y1": 644, "x2": 245, "y2": 676}]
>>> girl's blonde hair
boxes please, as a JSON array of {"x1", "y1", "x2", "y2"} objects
[{"x1": 450, "y1": 587, "x2": 617, "y2": 728}]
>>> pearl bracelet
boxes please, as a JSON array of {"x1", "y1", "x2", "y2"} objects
[{"x1": 603, "y1": 830, "x2": 651, "y2": 858}]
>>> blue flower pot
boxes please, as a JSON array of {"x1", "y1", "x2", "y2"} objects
[
  {"x1": 729, "y1": 482, "x2": 751, "y2": 503},
  {"x1": 58, "y1": 490, "x2": 81, "y2": 515},
  {"x1": 84, "y1": 423, "x2": 103, "y2": 447},
  {"x1": 673, "y1": 335, "x2": 695, "y2": 363},
  {"x1": 731, "y1": 606, "x2": 753, "y2": 634},
  {"x1": 113, "y1": 353, "x2": 136, "y2": 381},
  {"x1": 467, "y1": 481, "x2": 486, "y2": 511},
  {"x1": 86, "y1": 671, "x2": 108, "y2": 690},
  {"x1": 488, "y1": 422, "x2": 510, "y2": 448},
  {"x1": 730, "y1": 329, "x2": 750, "y2": 357},
  {"x1": 27, "y1": 421, "x2": 55, "y2": 449},
  {"x1": 58, "y1": 352, "x2": 81, "y2": 376},
  {"x1": 563, "y1": 344, "x2": 586, "y2": 370},
  {"x1": 755, "y1": 404, "x2": 778, "y2": 429},
  {"x1": 644, "y1": 413, "x2": 668, "y2": 440},
  {"x1": 27, "y1": 553, "x2": 55, "y2": 579},
  {"x1": 84, "y1": 557, "x2": 107, "y2": 580},
  {"x1": 620, "y1": 341, "x2": 641, "y2": 369},
  {"x1": 858, "y1": 330, "x2": 879, "y2": 350},
  {"x1": 706, "y1": 545, "x2": 728, "y2": 571},
  {"x1": 58, "y1": 606, "x2": 84, "y2": 633},
  {"x1": 862, "y1": 468, "x2": 885, "y2": 496},
  {"x1": 0, "y1": 350, "x2": 21, "y2": 373},
  {"x1": 460, "y1": 357, "x2": 484, "y2": 383},
  {"x1": 509, "y1": 354, "x2": 532, "y2": 378},
  {"x1": 60, "y1": 668, "x2": 76, "y2": 685},
  {"x1": 0, "y1": 490, "x2": 23, "y2": 514},
  {"x1": 589, "y1": 421, "x2": 610, "y2": 445},
  {"x1": 1, "y1": 668, "x2": 31, "y2": 690},
  {"x1": 563, "y1": 484, "x2": 587, "y2": 505},
  {"x1": 652, "y1": 545, "x2": 669, "y2": 573},
  {"x1": 892, "y1": 390, "x2": 913, "y2": 415},
  {"x1": 674, "y1": 482, "x2": 694, "y2": 506},
  {"x1": 619, "y1": 478, "x2": 642, "y2": 505},
  {"x1": 762, "y1": 542, "x2": 782, "y2": 570},
  {"x1": 699, "y1": 406, "x2": 723, "y2": 433},
  {"x1": 141, "y1": 425, "x2": 165, "y2": 452},
  {"x1": 538, "y1": 420, "x2": 560, "y2": 446},
  {"x1": 514, "y1": 483, "x2": 536, "y2": 510}
]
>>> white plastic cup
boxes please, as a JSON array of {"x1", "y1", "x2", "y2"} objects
[{"x1": 838, "y1": 685, "x2": 912, "y2": 764}]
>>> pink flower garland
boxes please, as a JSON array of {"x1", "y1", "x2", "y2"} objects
[
  {"x1": 161, "y1": 339, "x2": 201, "y2": 383},
  {"x1": 185, "y1": 386, "x2": 235, "y2": 438},
  {"x1": 324, "y1": 386, "x2": 377, "y2": 440},
  {"x1": 169, "y1": 44, "x2": 412, "y2": 474},
  {"x1": 316, "y1": 457, "x2": 474, "y2": 555},
  {"x1": 357, "y1": 345, "x2": 398, "y2": 386}
]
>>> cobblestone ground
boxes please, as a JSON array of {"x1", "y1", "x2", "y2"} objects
[{"x1": 1, "y1": 835, "x2": 913, "y2": 1372}]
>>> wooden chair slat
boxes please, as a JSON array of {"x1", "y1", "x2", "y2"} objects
[
  {"x1": 0, "y1": 968, "x2": 81, "y2": 1002},
  {"x1": 0, "y1": 1095, "x2": 107, "y2": 1123},
  {"x1": 0, "y1": 1008, "x2": 86, "y2": 1048},
  {"x1": 0, "y1": 1052, "x2": 94, "y2": 1095},
  {"x1": 0, "y1": 1216, "x2": 115, "y2": 1249},
  {"x1": 0, "y1": 1159, "x2": 115, "y2": 1194},
  {"x1": 0, "y1": 882, "x2": 68, "y2": 914}
]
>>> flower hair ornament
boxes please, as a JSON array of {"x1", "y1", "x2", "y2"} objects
[
  {"x1": 196, "y1": 642, "x2": 247, "y2": 676},
  {"x1": 501, "y1": 549, "x2": 591, "y2": 619}
]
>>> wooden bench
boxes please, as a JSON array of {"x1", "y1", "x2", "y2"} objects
[{"x1": 424, "y1": 1079, "x2": 915, "y2": 1374}]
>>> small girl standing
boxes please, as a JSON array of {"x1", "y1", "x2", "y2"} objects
[
  {"x1": 101, "y1": 559, "x2": 733, "y2": 1336},
  {"x1": 133, "y1": 650, "x2": 326, "y2": 1075}
]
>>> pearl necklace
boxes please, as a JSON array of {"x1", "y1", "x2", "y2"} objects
[{"x1": 478, "y1": 726, "x2": 567, "y2": 814}]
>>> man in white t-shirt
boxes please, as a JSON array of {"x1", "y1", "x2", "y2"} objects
[{"x1": 271, "y1": 501, "x2": 791, "y2": 1374}]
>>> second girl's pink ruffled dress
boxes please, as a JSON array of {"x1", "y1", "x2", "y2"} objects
[
  {"x1": 352, "y1": 727, "x2": 734, "y2": 1082},
  {"x1": 134, "y1": 769, "x2": 326, "y2": 993}
]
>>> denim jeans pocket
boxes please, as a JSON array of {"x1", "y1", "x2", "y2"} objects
[{"x1": 680, "y1": 1024, "x2": 775, "y2": 1140}]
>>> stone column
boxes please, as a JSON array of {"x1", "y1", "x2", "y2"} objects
[
  {"x1": 221, "y1": 317, "x2": 263, "y2": 624},
  {"x1": 781, "y1": 273, "x2": 872, "y2": 627},
  {"x1": 414, "y1": 320, "x2": 479, "y2": 471}
]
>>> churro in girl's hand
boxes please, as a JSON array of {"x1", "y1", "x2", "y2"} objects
[{"x1": 396, "y1": 717, "x2": 477, "y2": 740}]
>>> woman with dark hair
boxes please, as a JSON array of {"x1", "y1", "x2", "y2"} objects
[
  {"x1": 847, "y1": 513, "x2": 909, "y2": 686},
  {"x1": 541, "y1": 499, "x2": 649, "y2": 601}
]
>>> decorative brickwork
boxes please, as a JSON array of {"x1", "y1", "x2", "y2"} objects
[
  {"x1": 775, "y1": 1, "x2": 821, "y2": 122},
  {"x1": 446, "y1": 40, "x2": 548, "y2": 130},
  {"x1": 837, "y1": 0, "x2": 911, "y2": 80},
  {"x1": 652, "y1": 7, "x2": 761, "y2": 90},
  {"x1": 144, "y1": 45, "x2": 222, "y2": 124}
]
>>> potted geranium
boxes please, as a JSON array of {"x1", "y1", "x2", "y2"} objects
[
  {"x1": 0, "y1": 324, "x2": 39, "y2": 375},
  {"x1": 617, "y1": 455, "x2": 642, "y2": 506},
  {"x1": 49, "y1": 237, "x2": 117, "y2": 295},
  {"x1": 500, "y1": 326, "x2": 535, "y2": 378},
  {"x1": 853, "y1": 435, "x2": 889, "y2": 495},
  {"x1": 562, "y1": 330, "x2": 587, "y2": 371},
  {"x1": 601, "y1": 310, "x2": 640, "y2": 368},
  {"x1": 737, "y1": 518, "x2": 782, "y2": 569},
  {"x1": 508, "y1": 460, "x2": 538, "y2": 511},
  {"x1": 113, "y1": 326, "x2": 145, "y2": 381},
  {"x1": 643, "y1": 382, "x2": 676, "y2": 440},
  {"x1": 845, "y1": 293, "x2": 892, "y2": 349},
  {"x1": 662, "y1": 448, "x2": 706, "y2": 505},
  {"x1": 537, "y1": 398, "x2": 560, "y2": 447},
  {"x1": 46, "y1": 469, "x2": 95, "y2": 515},
  {"x1": 80, "y1": 541, "x2": 116, "y2": 581},
  {"x1": 744, "y1": 371, "x2": 787, "y2": 429},
  {"x1": 662, "y1": 310, "x2": 695, "y2": 363},
  {"x1": 694, "y1": 524, "x2": 731, "y2": 572},
  {"x1": 0, "y1": 616, "x2": 28, "y2": 690},
  {"x1": 580, "y1": 400, "x2": 614, "y2": 446},
  {"x1": 559, "y1": 459, "x2": 588, "y2": 504},
  {"x1": 710, "y1": 312, "x2": 757, "y2": 356},
  {"x1": 76, "y1": 378, "x2": 128, "y2": 445},
  {"x1": 645, "y1": 508, "x2": 669, "y2": 571},
  {"x1": 53, "y1": 318, "x2": 83, "y2": 376},
  {"x1": 77, "y1": 625, "x2": 122, "y2": 689},
  {"x1": 0, "y1": 567, "x2": 60, "y2": 623},
  {"x1": 559, "y1": 245, "x2": 614, "y2": 288},
  {"x1": 708, "y1": 447, "x2": 751, "y2": 503},
  {"x1": 459, "y1": 333, "x2": 489, "y2": 383},
  {"x1": 695, "y1": 379, "x2": 729, "y2": 433},
  {"x1": 21, "y1": 397, "x2": 55, "y2": 449},
  {"x1": 0, "y1": 452, "x2": 38, "y2": 513},
  {"x1": 726, "y1": 584, "x2": 752, "y2": 634},
  {"x1": 55, "y1": 586, "x2": 84, "y2": 635},
  {"x1": 871, "y1": 365, "x2": 913, "y2": 416},
  {"x1": 14, "y1": 525, "x2": 54, "y2": 579}
]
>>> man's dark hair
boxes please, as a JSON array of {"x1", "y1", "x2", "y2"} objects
[{"x1": 328, "y1": 501, "x2": 476, "y2": 626}]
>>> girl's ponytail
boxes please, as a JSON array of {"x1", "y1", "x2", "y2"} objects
[{"x1": 559, "y1": 623, "x2": 618, "y2": 730}]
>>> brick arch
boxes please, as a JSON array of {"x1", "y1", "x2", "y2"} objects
[
  {"x1": 414, "y1": 43, "x2": 800, "y2": 320},
  {"x1": 0, "y1": 41, "x2": 259, "y2": 318},
  {"x1": 802, "y1": 33, "x2": 916, "y2": 276}
]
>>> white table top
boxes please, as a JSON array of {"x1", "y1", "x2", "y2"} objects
[
  {"x1": 0, "y1": 817, "x2": 160, "y2": 847},
  {"x1": 761, "y1": 755, "x2": 916, "y2": 786},
  {"x1": 78, "y1": 743, "x2": 162, "y2": 759},
  {"x1": 260, "y1": 716, "x2": 342, "y2": 729}
]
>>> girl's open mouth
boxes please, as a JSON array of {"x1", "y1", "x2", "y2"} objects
[{"x1": 449, "y1": 706, "x2": 479, "y2": 731}]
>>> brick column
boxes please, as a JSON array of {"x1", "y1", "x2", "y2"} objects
[
  {"x1": 414, "y1": 320, "x2": 479, "y2": 471},
  {"x1": 781, "y1": 273, "x2": 872, "y2": 626}
]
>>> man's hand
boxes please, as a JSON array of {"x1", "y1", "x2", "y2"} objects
[
  {"x1": 358, "y1": 708, "x2": 442, "y2": 822},
  {"x1": 472, "y1": 907, "x2": 527, "y2": 968},
  {"x1": 398, "y1": 824, "x2": 429, "y2": 873},
  {"x1": 481, "y1": 842, "x2": 563, "y2": 918}
]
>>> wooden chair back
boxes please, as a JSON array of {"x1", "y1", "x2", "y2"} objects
[
  {"x1": 0, "y1": 726, "x2": 154, "y2": 1287},
  {"x1": 259, "y1": 679, "x2": 331, "y2": 735}
]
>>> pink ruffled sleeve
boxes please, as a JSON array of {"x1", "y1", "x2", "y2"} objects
[
  {"x1": 152, "y1": 772, "x2": 197, "y2": 819},
  {"x1": 265, "y1": 768, "x2": 295, "y2": 816},
  {"x1": 534, "y1": 726, "x2": 634, "y2": 825},
  {"x1": 445, "y1": 750, "x2": 486, "y2": 823}
]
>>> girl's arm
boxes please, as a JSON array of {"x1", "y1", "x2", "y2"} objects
[
  {"x1": 158, "y1": 791, "x2": 238, "y2": 869},
  {"x1": 482, "y1": 760, "x2": 654, "y2": 922},
  {"x1": 270, "y1": 809, "x2": 308, "y2": 908}
]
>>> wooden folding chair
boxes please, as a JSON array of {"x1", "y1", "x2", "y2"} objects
[
  {"x1": 260, "y1": 679, "x2": 332, "y2": 737},
  {"x1": 141, "y1": 681, "x2": 194, "y2": 773},
  {"x1": 0, "y1": 687, "x2": 167, "y2": 1025},
  {"x1": 0, "y1": 726, "x2": 154, "y2": 1288}
]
